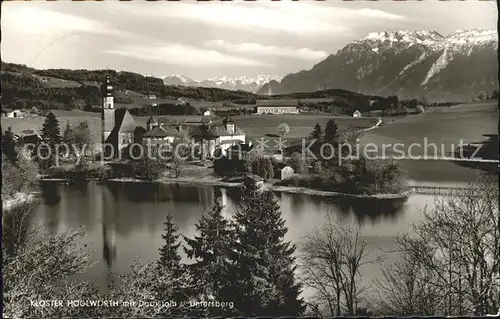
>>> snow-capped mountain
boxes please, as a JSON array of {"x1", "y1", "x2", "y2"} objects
[
  {"x1": 257, "y1": 29, "x2": 498, "y2": 101},
  {"x1": 161, "y1": 74, "x2": 199, "y2": 86},
  {"x1": 162, "y1": 74, "x2": 283, "y2": 93}
]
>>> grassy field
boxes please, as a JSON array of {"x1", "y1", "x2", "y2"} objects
[
  {"x1": 2, "y1": 111, "x2": 102, "y2": 144},
  {"x1": 232, "y1": 114, "x2": 376, "y2": 141}
]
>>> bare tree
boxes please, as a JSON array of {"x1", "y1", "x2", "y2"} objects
[
  {"x1": 372, "y1": 237, "x2": 446, "y2": 316},
  {"x1": 393, "y1": 175, "x2": 499, "y2": 316},
  {"x1": 300, "y1": 215, "x2": 377, "y2": 316}
]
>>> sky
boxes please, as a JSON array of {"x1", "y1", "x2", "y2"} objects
[{"x1": 2, "y1": 0, "x2": 497, "y2": 80}]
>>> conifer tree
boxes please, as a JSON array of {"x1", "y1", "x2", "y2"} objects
[
  {"x1": 36, "y1": 112, "x2": 62, "y2": 171},
  {"x1": 324, "y1": 119, "x2": 338, "y2": 143},
  {"x1": 311, "y1": 123, "x2": 322, "y2": 140},
  {"x1": 183, "y1": 200, "x2": 240, "y2": 316},
  {"x1": 62, "y1": 121, "x2": 75, "y2": 145},
  {"x1": 156, "y1": 213, "x2": 192, "y2": 315},
  {"x1": 2, "y1": 127, "x2": 18, "y2": 165},
  {"x1": 233, "y1": 186, "x2": 306, "y2": 316},
  {"x1": 158, "y1": 213, "x2": 182, "y2": 273},
  {"x1": 41, "y1": 112, "x2": 62, "y2": 145}
]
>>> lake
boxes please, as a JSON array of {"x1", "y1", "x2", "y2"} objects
[{"x1": 29, "y1": 181, "x2": 439, "y2": 299}]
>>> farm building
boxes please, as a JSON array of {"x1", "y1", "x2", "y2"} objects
[
  {"x1": 255, "y1": 99, "x2": 299, "y2": 115},
  {"x1": 416, "y1": 105, "x2": 425, "y2": 113},
  {"x1": 353, "y1": 110, "x2": 362, "y2": 117}
]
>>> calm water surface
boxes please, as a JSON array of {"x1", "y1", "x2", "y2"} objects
[{"x1": 32, "y1": 181, "x2": 438, "y2": 296}]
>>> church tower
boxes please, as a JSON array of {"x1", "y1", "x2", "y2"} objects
[{"x1": 101, "y1": 76, "x2": 115, "y2": 154}]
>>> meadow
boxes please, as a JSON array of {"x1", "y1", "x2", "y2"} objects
[
  {"x1": 231, "y1": 114, "x2": 376, "y2": 141},
  {"x1": 2, "y1": 111, "x2": 102, "y2": 144}
]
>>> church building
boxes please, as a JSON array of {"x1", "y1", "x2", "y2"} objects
[
  {"x1": 101, "y1": 77, "x2": 145, "y2": 158},
  {"x1": 100, "y1": 76, "x2": 246, "y2": 160}
]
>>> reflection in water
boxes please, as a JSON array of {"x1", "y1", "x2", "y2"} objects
[
  {"x1": 40, "y1": 182, "x2": 61, "y2": 206},
  {"x1": 102, "y1": 189, "x2": 117, "y2": 273},
  {"x1": 32, "y1": 182, "x2": 427, "y2": 290},
  {"x1": 330, "y1": 196, "x2": 408, "y2": 225}
]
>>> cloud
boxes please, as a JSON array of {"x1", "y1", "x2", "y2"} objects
[
  {"x1": 114, "y1": 2, "x2": 350, "y2": 35},
  {"x1": 2, "y1": 4, "x2": 128, "y2": 37},
  {"x1": 113, "y1": 2, "x2": 406, "y2": 36},
  {"x1": 355, "y1": 8, "x2": 406, "y2": 21},
  {"x1": 205, "y1": 40, "x2": 328, "y2": 61},
  {"x1": 102, "y1": 44, "x2": 269, "y2": 67}
]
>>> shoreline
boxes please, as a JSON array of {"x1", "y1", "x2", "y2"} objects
[
  {"x1": 107, "y1": 176, "x2": 411, "y2": 199},
  {"x1": 265, "y1": 184, "x2": 412, "y2": 199},
  {"x1": 107, "y1": 176, "x2": 242, "y2": 188}
]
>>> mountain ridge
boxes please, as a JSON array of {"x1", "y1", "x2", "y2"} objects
[
  {"x1": 162, "y1": 74, "x2": 283, "y2": 93},
  {"x1": 257, "y1": 29, "x2": 498, "y2": 101}
]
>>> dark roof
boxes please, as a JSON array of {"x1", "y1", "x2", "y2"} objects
[
  {"x1": 153, "y1": 116, "x2": 213, "y2": 126},
  {"x1": 190, "y1": 123, "x2": 245, "y2": 138},
  {"x1": 114, "y1": 109, "x2": 137, "y2": 133},
  {"x1": 147, "y1": 116, "x2": 158, "y2": 124},
  {"x1": 245, "y1": 174, "x2": 264, "y2": 182},
  {"x1": 274, "y1": 162, "x2": 287, "y2": 170},
  {"x1": 228, "y1": 143, "x2": 254, "y2": 152},
  {"x1": 104, "y1": 109, "x2": 138, "y2": 143},
  {"x1": 143, "y1": 125, "x2": 179, "y2": 138},
  {"x1": 256, "y1": 99, "x2": 298, "y2": 106},
  {"x1": 219, "y1": 138, "x2": 245, "y2": 145}
]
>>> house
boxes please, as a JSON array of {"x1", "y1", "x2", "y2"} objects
[
  {"x1": 143, "y1": 115, "x2": 245, "y2": 159},
  {"x1": 243, "y1": 174, "x2": 265, "y2": 191},
  {"x1": 255, "y1": 99, "x2": 299, "y2": 114},
  {"x1": 262, "y1": 149, "x2": 283, "y2": 161},
  {"x1": 190, "y1": 117, "x2": 246, "y2": 158},
  {"x1": 225, "y1": 142, "x2": 255, "y2": 160},
  {"x1": 279, "y1": 165, "x2": 295, "y2": 180},
  {"x1": 203, "y1": 110, "x2": 212, "y2": 116},
  {"x1": 12, "y1": 129, "x2": 42, "y2": 146},
  {"x1": 353, "y1": 110, "x2": 362, "y2": 117},
  {"x1": 4, "y1": 109, "x2": 24, "y2": 118},
  {"x1": 142, "y1": 124, "x2": 181, "y2": 146}
]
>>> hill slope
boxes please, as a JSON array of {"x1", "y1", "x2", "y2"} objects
[
  {"x1": 257, "y1": 29, "x2": 498, "y2": 102},
  {"x1": 2, "y1": 62, "x2": 391, "y2": 114}
]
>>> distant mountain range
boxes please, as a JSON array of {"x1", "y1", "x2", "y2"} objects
[
  {"x1": 257, "y1": 29, "x2": 498, "y2": 101},
  {"x1": 162, "y1": 74, "x2": 283, "y2": 93}
]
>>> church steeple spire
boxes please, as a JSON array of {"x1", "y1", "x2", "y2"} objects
[{"x1": 102, "y1": 75, "x2": 114, "y2": 109}]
